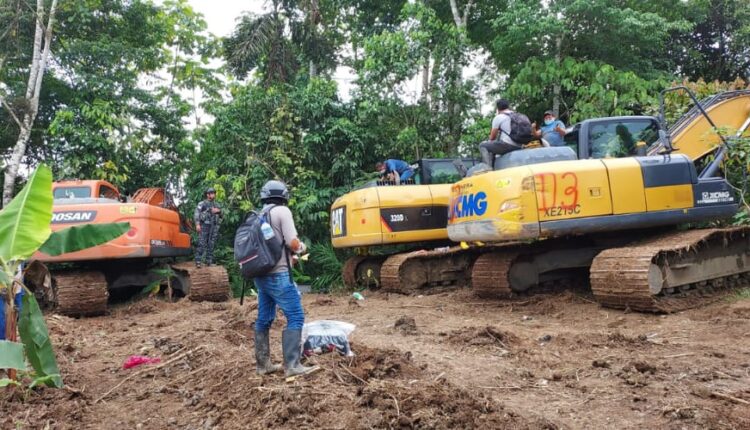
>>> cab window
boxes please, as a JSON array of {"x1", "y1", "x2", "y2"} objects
[
  {"x1": 98, "y1": 185, "x2": 119, "y2": 200},
  {"x1": 588, "y1": 120, "x2": 659, "y2": 159},
  {"x1": 563, "y1": 126, "x2": 580, "y2": 157},
  {"x1": 53, "y1": 186, "x2": 91, "y2": 199}
]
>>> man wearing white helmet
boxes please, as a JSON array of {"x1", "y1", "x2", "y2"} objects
[{"x1": 253, "y1": 180, "x2": 316, "y2": 378}]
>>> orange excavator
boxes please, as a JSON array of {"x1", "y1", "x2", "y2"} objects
[{"x1": 26, "y1": 180, "x2": 229, "y2": 316}]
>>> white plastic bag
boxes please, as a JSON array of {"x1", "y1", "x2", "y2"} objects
[{"x1": 301, "y1": 320, "x2": 356, "y2": 357}]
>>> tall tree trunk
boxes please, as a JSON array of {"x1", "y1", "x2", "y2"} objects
[
  {"x1": 309, "y1": 59, "x2": 317, "y2": 79},
  {"x1": 553, "y1": 35, "x2": 562, "y2": 116},
  {"x1": 3, "y1": 0, "x2": 58, "y2": 206},
  {"x1": 421, "y1": 52, "x2": 430, "y2": 104}
]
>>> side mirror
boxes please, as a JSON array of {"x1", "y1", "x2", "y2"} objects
[{"x1": 658, "y1": 129, "x2": 673, "y2": 153}]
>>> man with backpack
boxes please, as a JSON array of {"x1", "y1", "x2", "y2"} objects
[
  {"x1": 247, "y1": 180, "x2": 316, "y2": 378},
  {"x1": 479, "y1": 99, "x2": 534, "y2": 168}
]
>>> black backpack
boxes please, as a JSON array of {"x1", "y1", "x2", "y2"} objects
[
  {"x1": 504, "y1": 112, "x2": 534, "y2": 144},
  {"x1": 234, "y1": 206, "x2": 284, "y2": 280}
]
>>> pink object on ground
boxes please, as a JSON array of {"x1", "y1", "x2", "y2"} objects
[{"x1": 122, "y1": 355, "x2": 162, "y2": 369}]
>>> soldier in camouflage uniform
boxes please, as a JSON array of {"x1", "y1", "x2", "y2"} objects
[{"x1": 194, "y1": 187, "x2": 223, "y2": 267}]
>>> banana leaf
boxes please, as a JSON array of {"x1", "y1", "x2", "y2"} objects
[
  {"x1": 18, "y1": 292, "x2": 62, "y2": 387},
  {"x1": 0, "y1": 340, "x2": 25, "y2": 370},
  {"x1": 38, "y1": 222, "x2": 131, "y2": 256},
  {"x1": 0, "y1": 166, "x2": 53, "y2": 263}
]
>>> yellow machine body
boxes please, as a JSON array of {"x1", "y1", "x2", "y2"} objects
[
  {"x1": 447, "y1": 155, "x2": 736, "y2": 242},
  {"x1": 331, "y1": 183, "x2": 451, "y2": 248}
]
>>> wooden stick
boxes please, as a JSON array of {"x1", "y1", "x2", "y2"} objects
[
  {"x1": 477, "y1": 385, "x2": 523, "y2": 390},
  {"x1": 663, "y1": 353, "x2": 695, "y2": 359},
  {"x1": 95, "y1": 346, "x2": 205, "y2": 403},
  {"x1": 338, "y1": 364, "x2": 368, "y2": 385},
  {"x1": 711, "y1": 391, "x2": 750, "y2": 405}
]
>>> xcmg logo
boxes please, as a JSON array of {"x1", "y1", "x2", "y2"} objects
[
  {"x1": 51, "y1": 211, "x2": 97, "y2": 224},
  {"x1": 451, "y1": 192, "x2": 488, "y2": 218}
]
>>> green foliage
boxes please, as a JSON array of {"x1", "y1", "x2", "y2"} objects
[
  {"x1": 724, "y1": 134, "x2": 750, "y2": 223},
  {"x1": 0, "y1": 166, "x2": 53, "y2": 263},
  {"x1": 728, "y1": 287, "x2": 750, "y2": 302},
  {"x1": 671, "y1": 0, "x2": 750, "y2": 82},
  {"x1": 508, "y1": 58, "x2": 666, "y2": 122},
  {"x1": 658, "y1": 79, "x2": 749, "y2": 125},
  {"x1": 0, "y1": 340, "x2": 26, "y2": 371},
  {"x1": 2, "y1": 0, "x2": 219, "y2": 193},
  {"x1": 38, "y1": 223, "x2": 131, "y2": 257},
  {"x1": 18, "y1": 292, "x2": 62, "y2": 388},
  {"x1": 308, "y1": 243, "x2": 345, "y2": 293},
  {"x1": 0, "y1": 165, "x2": 136, "y2": 388}
]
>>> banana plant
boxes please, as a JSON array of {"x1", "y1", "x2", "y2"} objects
[{"x1": 0, "y1": 165, "x2": 130, "y2": 388}]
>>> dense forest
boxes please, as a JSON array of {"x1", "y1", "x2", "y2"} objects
[{"x1": 1, "y1": 0, "x2": 749, "y2": 291}]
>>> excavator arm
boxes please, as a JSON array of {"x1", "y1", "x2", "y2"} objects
[{"x1": 649, "y1": 89, "x2": 750, "y2": 166}]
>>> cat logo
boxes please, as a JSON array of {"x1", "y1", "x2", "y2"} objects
[
  {"x1": 120, "y1": 206, "x2": 137, "y2": 214},
  {"x1": 331, "y1": 206, "x2": 347, "y2": 238}
]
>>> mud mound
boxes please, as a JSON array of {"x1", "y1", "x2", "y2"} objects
[
  {"x1": 313, "y1": 296, "x2": 336, "y2": 306},
  {"x1": 355, "y1": 382, "x2": 534, "y2": 429},
  {"x1": 394, "y1": 315, "x2": 418, "y2": 335},
  {"x1": 115, "y1": 297, "x2": 172, "y2": 316},
  {"x1": 175, "y1": 343, "x2": 538, "y2": 429},
  {"x1": 344, "y1": 345, "x2": 423, "y2": 382},
  {"x1": 446, "y1": 326, "x2": 519, "y2": 349},
  {"x1": 0, "y1": 387, "x2": 87, "y2": 429}
]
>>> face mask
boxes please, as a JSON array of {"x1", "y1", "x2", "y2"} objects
[{"x1": 544, "y1": 118, "x2": 554, "y2": 125}]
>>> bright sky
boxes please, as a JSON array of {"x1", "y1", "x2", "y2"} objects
[{"x1": 188, "y1": 0, "x2": 264, "y2": 37}]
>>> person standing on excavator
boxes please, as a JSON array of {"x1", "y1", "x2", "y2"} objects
[{"x1": 194, "y1": 187, "x2": 222, "y2": 268}]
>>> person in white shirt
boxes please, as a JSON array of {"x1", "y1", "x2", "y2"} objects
[{"x1": 479, "y1": 99, "x2": 521, "y2": 167}]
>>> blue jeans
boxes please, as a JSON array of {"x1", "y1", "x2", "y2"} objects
[
  {"x1": 254, "y1": 271, "x2": 304, "y2": 331},
  {"x1": 0, "y1": 289, "x2": 24, "y2": 341},
  {"x1": 400, "y1": 168, "x2": 415, "y2": 182}
]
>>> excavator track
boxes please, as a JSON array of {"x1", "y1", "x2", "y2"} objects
[
  {"x1": 471, "y1": 251, "x2": 517, "y2": 299},
  {"x1": 171, "y1": 262, "x2": 230, "y2": 302},
  {"x1": 380, "y1": 247, "x2": 477, "y2": 294},
  {"x1": 342, "y1": 256, "x2": 368, "y2": 288},
  {"x1": 591, "y1": 227, "x2": 750, "y2": 312},
  {"x1": 343, "y1": 255, "x2": 388, "y2": 288},
  {"x1": 54, "y1": 271, "x2": 108, "y2": 317}
]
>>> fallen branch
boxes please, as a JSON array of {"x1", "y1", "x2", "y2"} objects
[
  {"x1": 95, "y1": 346, "x2": 205, "y2": 403},
  {"x1": 477, "y1": 385, "x2": 523, "y2": 390},
  {"x1": 388, "y1": 393, "x2": 400, "y2": 418},
  {"x1": 711, "y1": 391, "x2": 750, "y2": 405},
  {"x1": 663, "y1": 353, "x2": 695, "y2": 359},
  {"x1": 338, "y1": 363, "x2": 369, "y2": 385}
]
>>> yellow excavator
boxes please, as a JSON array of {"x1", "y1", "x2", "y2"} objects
[
  {"x1": 331, "y1": 88, "x2": 750, "y2": 311},
  {"x1": 331, "y1": 158, "x2": 478, "y2": 286}
]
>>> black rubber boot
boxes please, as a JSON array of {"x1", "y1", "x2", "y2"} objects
[
  {"x1": 282, "y1": 329, "x2": 317, "y2": 377},
  {"x1": 255, "y1": 330, "x2": 282, "y2": 375}
]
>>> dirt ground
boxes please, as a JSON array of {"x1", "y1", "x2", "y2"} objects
[{"x1": 2, "y1": 287, "x2": 750, "y2": 429}]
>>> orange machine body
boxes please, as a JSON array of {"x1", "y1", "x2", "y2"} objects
[{"x1": 33, "y1": 180, "x2": 191, "y2": 262}]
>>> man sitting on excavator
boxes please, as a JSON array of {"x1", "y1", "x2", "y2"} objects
[{"x1": 479, "y1": 99, "x2": 534, "y2": 168}]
